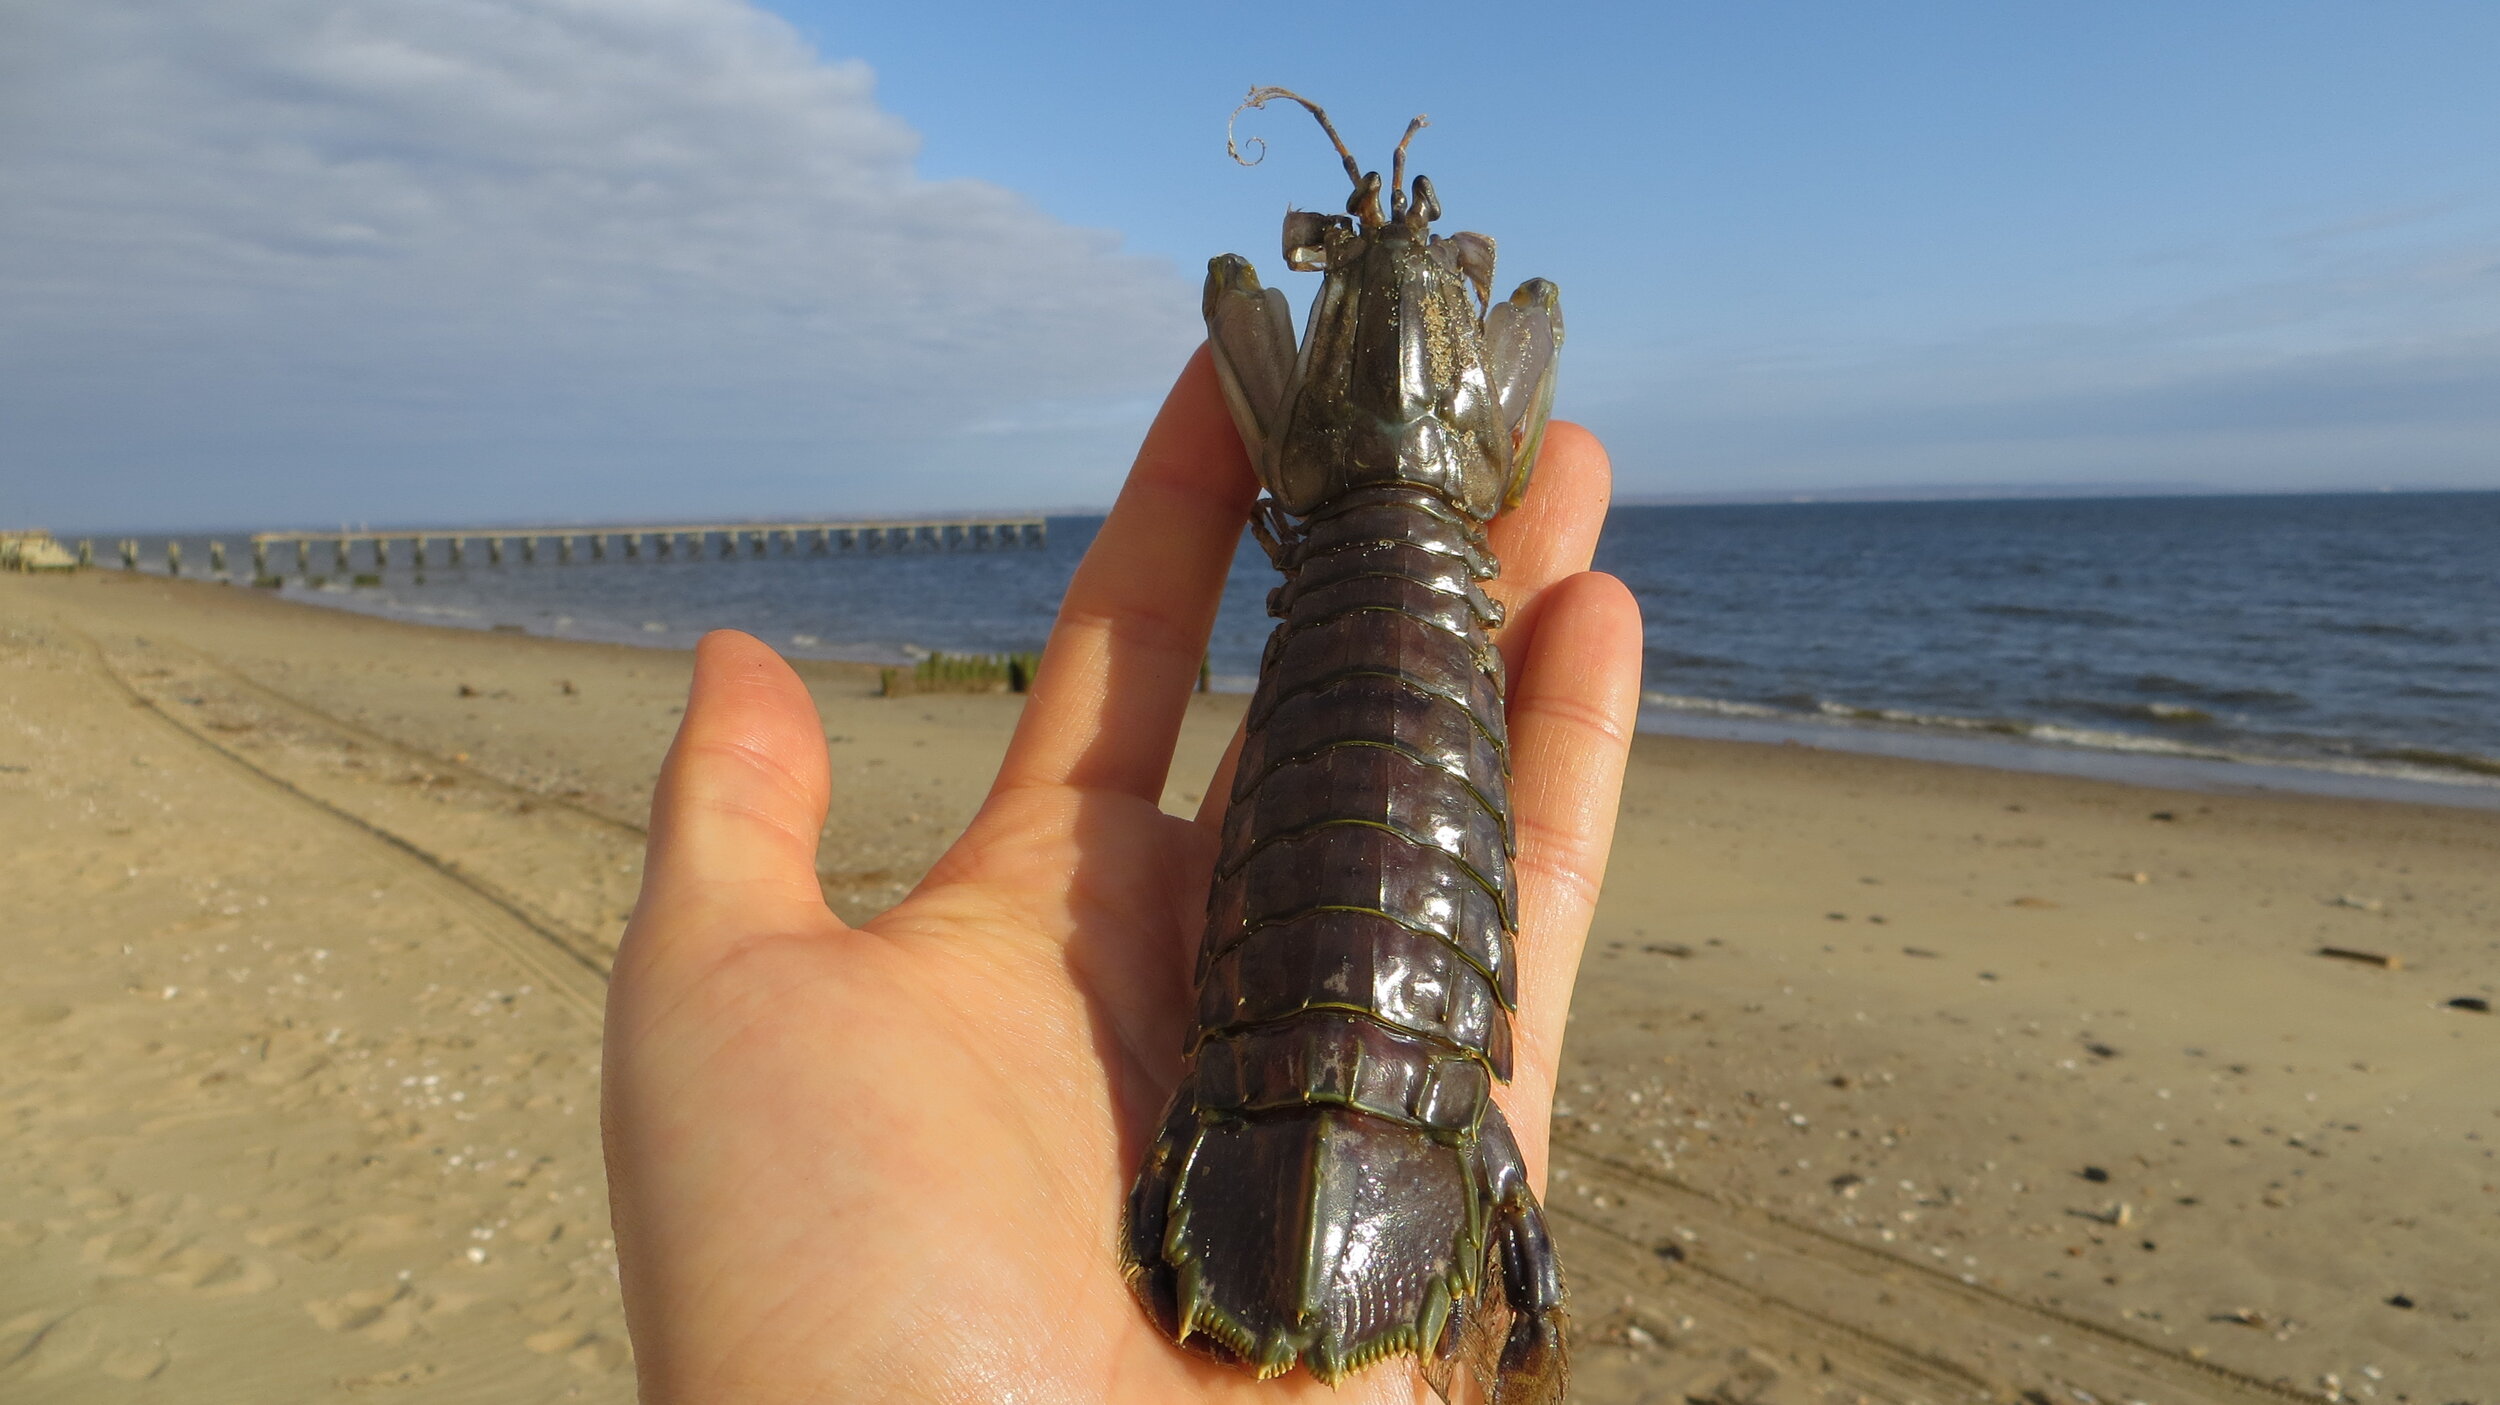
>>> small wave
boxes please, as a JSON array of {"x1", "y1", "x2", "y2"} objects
[
  {"x1": 2129, "y1": 674, "x2": 2304, "y2": 709},
  {"x1": 2058, "y1": 699, "x2": 2217, "y2": 726},
  {"x1": 1802, "y1": 698, "x2": 2029, "y2": 735},
  {"x1": 1640, "y1": 692, "x2": 1787, "y2": 720},
  {"x1": 1970, "y1": 603, "x2": 2134, "y2": 628},
  {"x1": 362, "y1": 599, "x2": 483, "y2": 621},
  {"x1": 2017, "y1": 723, "x2": 2229, "y2": 759},
  {"x1": 2364, "y1": 746, "x2": 2500, "y2": 779},
  {"x1": 2319, "y1": 620, "x2": 2465, "y2": 645},
  {"x1": 1635, "y1": 688, "x2": 2500, "y2": 792}
]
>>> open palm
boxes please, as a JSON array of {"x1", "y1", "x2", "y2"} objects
[{"x1": 601, "y1": 350, "x2": 1643, "y2": 1405}]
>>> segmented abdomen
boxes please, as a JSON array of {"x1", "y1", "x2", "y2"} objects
[
  {"x1": 1200, "y1": 483, "x2": 1517, "y2": 1086},
  {"x1": 1123, "y1": 486, "x2": 1561, "y2": 1391}
]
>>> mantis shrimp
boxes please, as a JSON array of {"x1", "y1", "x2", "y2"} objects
[{"x1": 1122, "y1": 87, "x2": 1568, "y2": 1405}]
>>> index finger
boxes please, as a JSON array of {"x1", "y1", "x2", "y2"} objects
[
  {"x1": 991, "y1": 347, "x2": 1259, "y2": 806},
  {"x1": 1485, "y1": 421, "x2": 1613, "y2": 669}
]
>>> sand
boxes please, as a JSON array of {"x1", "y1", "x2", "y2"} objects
[{"x1": 3, "y1": 568, "x2": 2490, "y2": 1404}]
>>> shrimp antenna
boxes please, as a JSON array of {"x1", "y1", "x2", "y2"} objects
[
  {"x1": 1229, "y1": 86, "x2": 1363, "y2": 191},
  {"x1": 1388, "y1": 113, "x2": 1429, "y2": 215}
]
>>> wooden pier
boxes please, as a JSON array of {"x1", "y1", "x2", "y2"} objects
[{"x1": 227, "y1": 516, "x2": 1047, "y2": 577}]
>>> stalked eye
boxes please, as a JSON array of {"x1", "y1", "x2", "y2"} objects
[{"x1": 1409, "y1": 174, "x2": 1440, "y2": 224}]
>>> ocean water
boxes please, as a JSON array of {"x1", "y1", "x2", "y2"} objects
[
  {"x1": 113, "y1": 491, "x2": 2500, "y2": 804},
  {"x1": 1604, "y1": 492, "x2": 2500, "y2": 797}
]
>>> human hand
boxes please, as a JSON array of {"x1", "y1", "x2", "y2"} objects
[{"x1": 601, "y1": 347, "x2": 1643, "y2": 1404}]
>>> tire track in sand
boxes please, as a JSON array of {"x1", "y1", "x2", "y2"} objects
[
  {"x1": 73, "y1": 628, "x2": 612, "y2": 1024},
  {"x1": 1552, "y1": 1138, "x2": 2322, "y2": 1404}
]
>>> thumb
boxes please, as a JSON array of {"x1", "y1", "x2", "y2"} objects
[{"x1": 628, "y1": 630, "x2": 838, "y2": 946}]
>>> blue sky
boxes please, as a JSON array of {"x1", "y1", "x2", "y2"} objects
[{"x1": 4, "y1": 1, "x2": 2496, "y2": 529}]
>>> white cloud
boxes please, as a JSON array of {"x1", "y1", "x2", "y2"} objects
[{"x1": 0, "y1": 0, "x2": 1199, "y2": 527}]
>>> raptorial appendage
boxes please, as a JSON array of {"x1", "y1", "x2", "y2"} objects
[{"x1": 1121, "y1": 89, "x2": 1568, "y2": 1405}]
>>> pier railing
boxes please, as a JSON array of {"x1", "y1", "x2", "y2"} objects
[{"x1": 97, "y1": 516, "x2": 1049, "y2": 578}]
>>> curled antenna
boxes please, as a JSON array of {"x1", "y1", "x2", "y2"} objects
[
  {"x1": 1388, "y1": 113, "x2": 1430, "y2": 216},
  {"x1": 1228, "y1": 86, "x2": 1364, "y2": 191}
]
